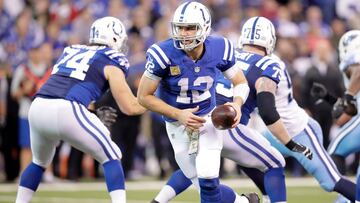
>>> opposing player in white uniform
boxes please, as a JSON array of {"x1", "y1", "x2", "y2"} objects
[
  {"x1": 137, "y1": 2, "x2": 256, "y2": 203},
  {"x1": 15, "y1": 17, "x2": 146, "y2": 203},
  {"x1": 325, "y1": 30, "x2": 360, "y2": 203},
  {"x1": 258, "y1": 54, "x2": 356, "y2": 202},
  {"x1": 148, "y1": 17, "x2": 314, "y2": 203}
]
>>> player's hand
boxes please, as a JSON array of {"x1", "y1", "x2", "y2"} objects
[
  {"x1": 177, "y1": 106, "x2": 206, "y2": 130},
  {"x1": 285, "y1": 140, "x2": 313, "y2": 160},
  {"x1": 96, "y1": 106, "x2": 118, "y2": 129},
  {"x1": 332, "y1": 94, "x2": 357, "y2": 119},
  {"x1": 224, "y1": 102, "x2": 241, "y2": 128}
]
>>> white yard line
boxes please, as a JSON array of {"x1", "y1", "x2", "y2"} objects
[
  {"x1": 0, "y1": 176, "x2": 355, "y2": 192},
  {"x1": 0, "y1": 195, "x2": 189, "y2": 203}
]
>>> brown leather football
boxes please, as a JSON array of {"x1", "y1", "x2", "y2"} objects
[{"x1": 211, "y1": 105, "x2": 237, "y2": 130}]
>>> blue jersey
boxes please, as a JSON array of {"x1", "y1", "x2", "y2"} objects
[
  {"x1": 36, "y1": 45, "x2": 129, "y2": 107},
  {"x1": 215, "y1": 50, "x2": 282, "y2": 125},
  {"x1": 215, "y1": 73, "x2": 233, "y2": 106},
  {"x1": 144, "y1": 36, "x2": 236, "y2": 122},
  {"x1": 238, "y1": 51, "x2": 282, "y2": 124}
]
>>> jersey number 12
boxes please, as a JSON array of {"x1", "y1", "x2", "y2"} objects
[{"x1": 177, "y1": 76, "x2": 214, "y2": 104}]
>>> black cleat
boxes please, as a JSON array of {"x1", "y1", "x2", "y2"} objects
[
  {"x1": 242, "y1": 192, "x2": 260, "y2": 203},
  {"x1": 150, "y1": 199, "x2": 160, "y2": 203}
]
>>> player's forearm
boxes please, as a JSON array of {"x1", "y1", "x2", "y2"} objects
[
  {"x1": 122, "y1": 99, "x2": 146, "y2": 115},
  {"x1": 346, "y1": 65, "x2": 360, "y2": 96},
  {"x1": 138, "y1": 94, "x2": 181, "y2": 120},
  {"x1": 266, "y1": 120, "x2": 292, "y2": 144},
  {"x1": 335, "y1": 113, "x2": 352, "y2": 126},
  {"x1": 116, "y1": 94, "x2": 146, "y2": 115},
  {"x1": 232, "y1": 96, "x2": 244, "y2": 108},
  {"x1": 112, "y1": 87, "x2": 146, "y2": 115}
]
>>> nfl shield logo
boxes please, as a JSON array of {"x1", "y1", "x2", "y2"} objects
[{"x1": 194, "y1": 66, "x2": 200, "y2": 73}]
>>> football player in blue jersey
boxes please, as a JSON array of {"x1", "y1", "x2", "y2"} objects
[
  {"x1": 15, "y1": 16, "x2": 146, "y2": 203},
  {"x1": 137, "y1": 2, "x2": 256, "y2": 203},
  {"x1": 150, "y1": 18, "x2": 360, "y2": 202},
  {"x1": 324, "y1": 30, "x2": 360, "y2": 203}
]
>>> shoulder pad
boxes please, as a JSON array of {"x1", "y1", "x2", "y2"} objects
[
  {"x1": 207, "y1": 36, "x2": 235, "y2": 62},
  {"x1": 104, "y1": 49, "x2": 129, "y2": 69},
  {"x1": 146, "y1": 42, "x2": 171, "y2": 69},
  {"x1": 255, "y1": 56, "x2": 280, "y2": 70}
]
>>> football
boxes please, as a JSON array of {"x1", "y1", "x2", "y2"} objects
[{"x1": 211, "y1": 105, "x2": 237, "y2": 130}]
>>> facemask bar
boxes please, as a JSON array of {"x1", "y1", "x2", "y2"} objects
[
  {"x1": 171, "y1": 23, "x2": 204, "y2": 51},
  {"x1": 116, "y1": 36, "x2": 129, "y2": 55}
]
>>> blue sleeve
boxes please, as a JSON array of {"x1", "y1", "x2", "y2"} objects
[
  {"x1": 217, "y1": 38, "x2": 236, "y2": 72},
  {"x1": 103, "y1": 50, "x2": 130, "y2": 77},
  {"x1": 145, "y1": 44, "x2": 171, "y2": 78},
  {"x1": 261, "y1": 62, "x2": 282, "y2": 84}
]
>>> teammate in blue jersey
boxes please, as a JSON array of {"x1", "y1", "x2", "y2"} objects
[
  {"x1": 137, "y1": 2, "x2": 257, "y2": 203},
  {"x1": 15, "y1": 17, "x2": 146, "y2": 203},
  {"x1": 323, "y1": 30, "x2": 360, "y2": 203}
]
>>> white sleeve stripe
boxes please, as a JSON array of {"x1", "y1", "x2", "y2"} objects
[
  {"x1": 152, "y1": 44, "x2": 170, "y2": 64},
  {"x1": 108, "y1": 53, "x2": 125, "y2": 59},
  {"x1": 255, "y1": 56, "x2": 271, "y2": 67},
  {"x1": 144, "y1": 70, "x2": 162, "y2": 81},
  {"x1": 105, "y1": 50, "x2": 117, "y2": 55},
  {"x1": 223, "y1": 38, "x2": 229, "y2": 60},
  {"x1": 228, "y1": 41, "x2": 234, "y2": 61},
  {"x1": 260, "y1": 60, "x2": 276, "y2": 70},
  {"x1": 147, "y1": 49, "x2": 167, "y2": 69}
]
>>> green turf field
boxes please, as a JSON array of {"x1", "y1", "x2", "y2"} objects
[{"x1": 0, "y1": 177, "x2": 341, "y2": 203}]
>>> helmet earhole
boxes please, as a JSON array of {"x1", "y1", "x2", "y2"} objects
[{"x1": 113, "y1": 38, "x2": 117, "y2": 42}]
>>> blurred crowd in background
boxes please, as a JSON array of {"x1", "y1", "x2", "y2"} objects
[{"x1": 0, "y1": 0, "x2": 360, "y2": 183}]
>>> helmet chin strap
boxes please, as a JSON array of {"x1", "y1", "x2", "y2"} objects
[{"x1": 181, "y1": 39, "x2": 202, "y2": 51}]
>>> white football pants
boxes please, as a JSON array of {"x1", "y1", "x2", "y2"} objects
[{"x1": 28, "y1": 97, "x2": 122, "y2": 168}]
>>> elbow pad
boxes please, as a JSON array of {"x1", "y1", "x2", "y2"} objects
[{"x1": 257, "y1": 91, "x2": 280, "y2": 125}]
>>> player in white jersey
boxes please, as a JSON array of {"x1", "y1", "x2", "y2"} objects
[
  {"x1": 257, "y1": 54, "x2": 356, "y2": 203},
  {"x1": 324, "y1": 30, "x2": 360, "y2": 203},
  {"x1": 137, "y1": 2, "x2": 257, "y2": 203},
  {"x1": 15, "y1": 17, "x2": 146, "y2": 203}
]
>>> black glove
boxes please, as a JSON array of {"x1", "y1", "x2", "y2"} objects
[
  {"x1": 310, "y1": 82, "x2": 337, "y2": 105},
  {"x1": 310, "y1": 82, "x2": 327, "y2": 99},
  {"x1": 95, "y1": 106, "x2": 118, "y2": 129},
  {"x1": 285, "y1": 140, "x2": 313, "y2": 160},
  {"x1": 332, "y1": 94, "x2": 357, "y2": 119}
]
